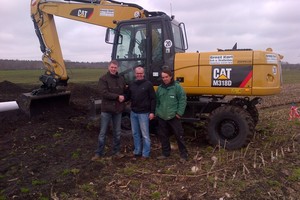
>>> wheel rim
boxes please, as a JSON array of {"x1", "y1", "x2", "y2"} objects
[{"x1": 217, "y1": 119, "x2": 239, "y2": 140}]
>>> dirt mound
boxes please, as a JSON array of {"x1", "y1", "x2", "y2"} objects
[
  {"x1": 0, "y1": 80, "x2": 28, "y2": 94},
  {"x1": 0, "y1": 81, "x2": 31, "y2": 102},
  {"x1": 0, "y1": 82, "x2": 299, "y2": 200},
  {"x1": 68, "y1": 83, "x2": 101, "y2": 106},
  {"x1": 68, "y1": 83, "x2": 100, "y2": 99}
]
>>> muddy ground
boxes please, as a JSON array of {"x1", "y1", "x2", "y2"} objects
[{"x1": 0, "y1": 80, "x2": 299, "y2": 200}]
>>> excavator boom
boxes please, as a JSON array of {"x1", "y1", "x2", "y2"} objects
[
  {"x1": 20, "y1": 0, "x2": 154, "y2": 116},
  {"x1": 30, "y1": 0, "x2": 150, "y2": 86}
]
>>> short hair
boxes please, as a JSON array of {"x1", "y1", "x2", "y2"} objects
[
  {"x1": 109, "y1": 60, "x2": 119, "y2": 66},
  {"x1": 161, "y1": 68, "x2": 173, "y2": 77},
  {"x1": 134, "y1": 65, "x2": 144, "y2": 71}
]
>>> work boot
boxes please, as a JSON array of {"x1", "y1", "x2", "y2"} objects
[
  {"x1": 91, "y1": 154, "x2": 102, "y2": 161},
  {"x1": 113, "y1": 152, "x2": 125, "y2": 159},
  {"x1": 141, "y1": 156, "x2": 149, "y2": 161},
  {"x1": 156, "y1": 155, "x2": 168, "y2": 160},
  {"x1": 179, "y1": 157, "x2": 188, "y2": 163},
  {"x1": 130, "y1": 154, "x2": 142, "y2": 161}
]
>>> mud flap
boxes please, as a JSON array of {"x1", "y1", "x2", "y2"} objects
[{"x1": 17, "y1": 91, "x2": 71, "y2": 117}]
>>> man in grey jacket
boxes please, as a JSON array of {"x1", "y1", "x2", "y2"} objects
[{"x1": 92, "y1": 60, "x2": 127, "y2": 161}]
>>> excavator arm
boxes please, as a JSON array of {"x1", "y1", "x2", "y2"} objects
[
  {"x1": 18, "y1": 0, "x2": 155, "y2": 116},
  {"x1": 30, "y1": 0, "x2": 149, "y2": 92}
]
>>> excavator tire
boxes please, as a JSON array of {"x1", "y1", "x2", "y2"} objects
[
  {"x1": 17, "y1": 91, "x2": 71, "y2": 117},
  {"x1": 206, "y1": 105, "x2": 255, "y2": 150},
  {"x1": 230, "y1": 97, "x2": 259, "y2": 126},
  {"x1": 246, "y1": 105, "x2": 259, "y2": 126}
]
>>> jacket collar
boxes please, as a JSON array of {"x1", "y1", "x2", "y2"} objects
[
  {"x1": 107, "y1": 71, "x2": 119, "y2": 78},
  {"x1": 134, "y1": 79, "x2": 146, "y2": 85},
  {"x1": 161, "y1": 80, "x2": 175, "y2": 88}
]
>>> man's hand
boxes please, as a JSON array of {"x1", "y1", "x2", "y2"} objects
[{"x1": 149, "y1": 113, "x2": 155, "y2": 120}]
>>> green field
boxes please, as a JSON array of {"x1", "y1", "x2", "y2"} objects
[
  {"x1": 0, "y1": 68, "x2": 106, "y2": 84},
  {"x1": 0, "y1": 68, "x2": 299, "y2": 84},
  {"x1": 282, "y1": 69, "x2": 300, "y2": 84}
]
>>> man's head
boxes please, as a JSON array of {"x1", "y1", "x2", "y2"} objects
[
  {"x1": 135, "y1": 66, "x2": 145, "y2": 80},
  {"x1": 161, "y1": 68, "x2": 173, "y2": 85},
  {"x1": 108, "y1": 60, "x2": 119, "y2": 75}
]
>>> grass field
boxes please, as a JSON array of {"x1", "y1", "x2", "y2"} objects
[
  {"x1": 0, "y1": 68, "x2": 299, "y2": 84},
  {"x1": 282, "y1": 69, "x2": 300, "y2": 84},
  {"x1": 0, "y1": 68, "x2": 106, "y2": 84}
]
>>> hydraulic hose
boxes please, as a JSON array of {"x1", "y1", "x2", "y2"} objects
[{"x1": 32, "y1": 14, "x2": 46, "y2": 53}]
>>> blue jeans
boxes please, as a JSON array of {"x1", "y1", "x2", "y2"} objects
[
  {"x1": 130, "y1": 111, "x2": 151, "y2": 157},
  {"x1": 96, "y1": 112, "x2": 122, "y2": 156}
]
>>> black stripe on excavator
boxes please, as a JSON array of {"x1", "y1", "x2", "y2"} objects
[
  {"x1": 63, "y1": 0, "x2": 144, "y2": 10},
  {"x1": 64, "y1": 0, "x2": 101, "y2": 4},
  {"x1": 31, "y1": 15, "x2": 46, "y2": 53},
  {"x1": 108, "y1": 0, "x2": 167, "y2": 17},
  {"x1": 109, "y1": 0, "x2": 144, "y2": 10},
  {"x1": 63, "y1": 0, "x2": 166, "y2": 17}
]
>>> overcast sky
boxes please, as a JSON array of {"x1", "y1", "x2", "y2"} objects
[{"x1": 0, "y1": 0, "x2": 299, "y2": 64}]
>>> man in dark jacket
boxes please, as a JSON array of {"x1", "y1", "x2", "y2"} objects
[
  {"x1": 92, "y1": 60, "x2": 127, "y2": 161},
  {"x1": 127, "y1": 66, "x2": 156, "y2": 159}
]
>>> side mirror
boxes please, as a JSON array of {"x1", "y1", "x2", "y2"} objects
[
  {"x1": 105, "y1": 28, "x2": 123, "y2": 44},
  {"x1": 105, "y1": 28, "x2": 115, "y2": 44},
  {"x1": 179, "y1": 22, "x2": 188, "y2": 50}
]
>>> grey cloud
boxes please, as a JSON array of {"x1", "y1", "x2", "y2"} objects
[{"x1": 0, "y1": 0, "x2": 299, "y2": 63}]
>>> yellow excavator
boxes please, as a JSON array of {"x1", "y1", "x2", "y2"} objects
[{"x1": 19, "y1": 0, "x2": 283, "y2": 149}]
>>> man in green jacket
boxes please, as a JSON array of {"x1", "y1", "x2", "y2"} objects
[{"x1": 155, "y1": 68, "x2": 188, "y2": 162}]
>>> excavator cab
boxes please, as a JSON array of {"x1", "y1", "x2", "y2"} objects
[
  {"x1": 86, "y1": 14, "x2": 187, "y2": 118},
  {"x1": 107, "y1": 14, "x2": 188, "y2": 85}
]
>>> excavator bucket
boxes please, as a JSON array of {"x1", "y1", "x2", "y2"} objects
[{"x1": 17, "y1": 91, "x2": 71, "y2": 117}]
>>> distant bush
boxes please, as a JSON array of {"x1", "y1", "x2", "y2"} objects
[{"x1": 281, "y1": 62, "x2": 300, "y2": 70}]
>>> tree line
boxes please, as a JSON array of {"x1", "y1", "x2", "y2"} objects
[
  {"x1": 0, "y1": 59, "x2": 109, "y2": 70},
  {"x1": 0, "y1": 59, "x2": 299, "y2": 70},
  {"x1": 282, "y1": 62, "x2": 300, "y2": 70}
]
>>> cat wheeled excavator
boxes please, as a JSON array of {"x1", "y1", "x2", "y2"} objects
[{"x1": 19, "y1": 0, "x2": 283, "y2": 149}]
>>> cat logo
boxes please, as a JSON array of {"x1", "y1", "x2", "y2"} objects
[
  {"x1": 70, "y1": 8, "x2": 94, "y2": 19},
  {"x1": 211, "y1": 66, "x2": 253, "y2": 88},
  {"x1": 212, "y1": 67, "x2": 233, "y2": 87},
  {"x1": 78, "y1": 10, "x2": 88, "y2": 18}
]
